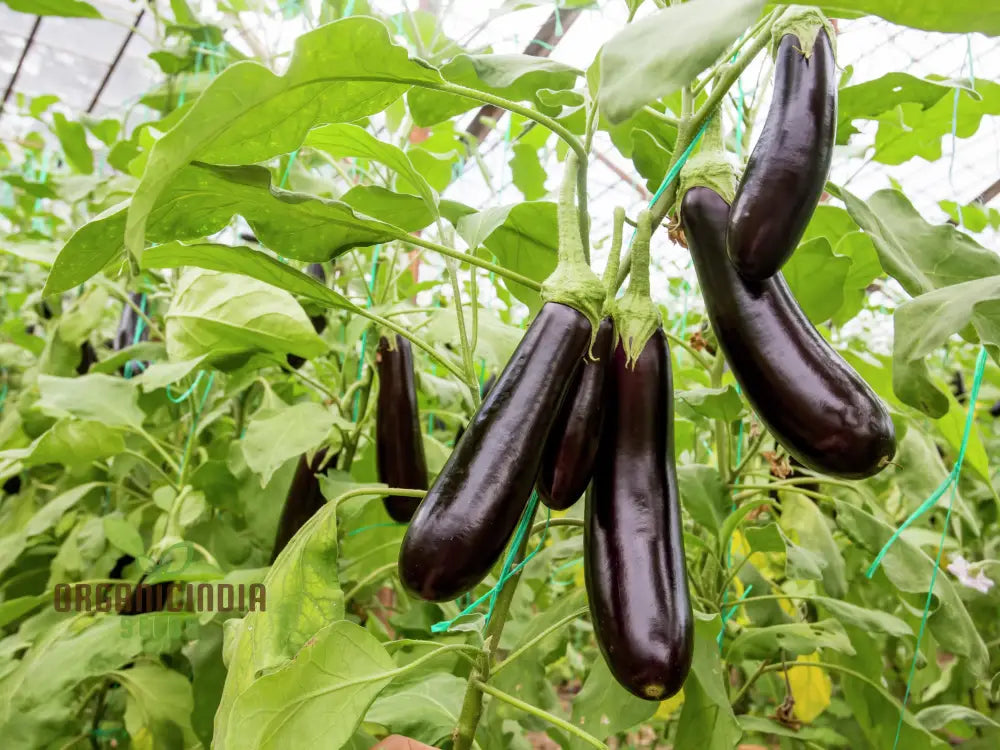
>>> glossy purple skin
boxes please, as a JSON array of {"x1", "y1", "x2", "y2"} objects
[
  {"x1": 399, "y1": 303, "x2": 590, "y2": 602},
  {"x1": 537, "y1": 316, "x2": 615, "y2": 510},
  {"x1": 586, "y1": 333, "x2": 693, "y2": 701},
  {"x1": 376, "y1": 335, "x2": 429, "y2": 523},
  {"x1": 684, "y1": 187, "x2": 895, "y2": 478},
  {"x1": 727, "y1": 29, "x2": 836, "y2": 280},
  {"x1": 270, "y1": 449, "x2": 334, "y2": 563}
]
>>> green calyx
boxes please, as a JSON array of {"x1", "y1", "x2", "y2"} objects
[
  {"x1": 675, "y1": 114, "x2": 737, "y2": 212},
  {"x1": 601, "y1": 206, "x2": 626, "y2": 318},
  {"x1": 771, "y1": 6, "x2": 836, "y2": 59},
  {"x1": 541, "y1": 152, "x2": 606, "y2": 348},
  {"x1": 612, "y1": 209, "x2": 660, "y2": 368}
]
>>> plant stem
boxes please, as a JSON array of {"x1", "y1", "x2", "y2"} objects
[
  {"x1": 354, "y1": 307, "x2": 466, "y2": 383},
  {"x1": 121, "y1": 449, "x2": 179, "y2": 490},
  {"x1": 402, "y1": 233, "x2": 541, "y2": 291},
  {"x1": 731, "y1": 485, "x2": 832, "y2": 504},
  {"x1": 664, "y1": 329, "x2": 712, "y2": 371},
  {"x1": 730, "y1": 658, "x2": 771, "y2": 705},
  {"x1": 530, "y1": 517, "x2": 583, "y2": 536},
  {"x1": 344, "y1": 561, "x2": 398, "y2": 602},
  {"x1": 711, "y1": 354, "x2": 731, "y2": 482},
  {"x1": 642, "y1": 105, "x2": 681, "y2": 128},
  {"x1": 133, "y1": 427, "x2": 181, "y2": 475},
  {"x1": 731, "y1": 429, "x2": 767, "y2": 478},
  {"x1": 472, "y1": 680, "x2": 608, "y2": 750},
  {"x1": 492, "y1": 605, "x2": 589, "y2": 676},
  {"x1": 339, "y1": 364, "x2": 374, "y2": 471},
  {"x1": 453, "y1": 504, "x2": 539, "y2": 750}
]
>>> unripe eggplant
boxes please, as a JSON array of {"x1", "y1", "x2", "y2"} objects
[
  {"x1": 727, "y1": 27, "x2": 836, "y2": 280},
  {"x1": 586, "y1": 332, "x2": 693, "y2": 700},
  {"x1": 399, "y1": 302, "x2": 590, "y2": 601},
  {"x1": 682, "y1": 186, "x2": 895, "y2": 478},
  {"x1": 270, "y1": 448, "x2": 336, "y2": 562},
  {"x1": 376, "y1": 334, "x2": 429, "y2": 522},
  {"x1": 537, "y1": 316, "x2": 615, "y2": 510}
]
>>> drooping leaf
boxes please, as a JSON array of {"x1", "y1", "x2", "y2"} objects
[
  {"x1": 676, "y1": 385, "x2": 745, "y2": 422},
  {"x1": 786, "y1": 653, "x2": 831, "y2": 723},
  {"x1": 2, "y1": 0, "x2": 102, "y2": 17},
  {"x1": 366, "y1": 673, "x2": 466, "y2": 747},
  {"x1": 599, "y1": 0, "x2": 765, "y2": 123},
  {"x1": 783, "y1": 237, "x2": 851, "y2": 324},
  {"x1": 165, "y1": 269, "x2": 327, "y2": 362},
  {"x1": 241, "y1": 401, "x2": 338, "y2": 486},
  {"x1": 36, "y1": 374, "x2": 145, "y2": 429},
  {"x1": 568, "y1": 656, "x2": 658, "y2": 747},
  {"x1": 52, "y1": 114, "x2": 94, "y2": 174},
  {"x1": 127, "y1": 17, "x2": 443, "y2": 257},
  {"x1": 677, "y1": 464, "x2": 730, "y2": 533},
  {"x1": 726, "y1": 619, "x2": 854, "y2": 662},
  {"x1": 675, "y1": 613, "x2": 742, "y2": 750}
]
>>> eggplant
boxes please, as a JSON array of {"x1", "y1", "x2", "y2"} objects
[
  {"x1": 727, "y1": 27, "x2": 836, "y2": 280},
  {"x1": 287, "y1": 263, "x2": 328, "y2": 369},
  {"x1": 399, "y1": 302, "x2": 591, "y2": 601},
  {"x1": 76, "y1": 340, "x2": 98, "y2": 375},
  {"x1": 376, "y1": 335, "x2": 429, "y2": 523},
  {"x1": 586, "y1": 332, "x2": 693, "y2": 700},
  {"x1": 537, "y1": 316, "x2": 615, "y2": 510},
  {"x1": 270, "y1": 448, "x2": 336, "y2": 562},
  {"x1": 682, "y1": 186, "x2": 895, "y2": 478}
]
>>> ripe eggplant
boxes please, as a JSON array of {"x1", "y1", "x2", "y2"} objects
[
  {"x1": 399, "y1": 302, "x2": 590, "y2": 601},
  {"x1": 76, "y1": 340, "x2": 98, "y2": 375},
  {"x1": 586, "y1": 332, "x2": 693, "y2": 700},
  {"x1": 682, "y1": 186, "x2": 895, "y2": 478},
  {"x1": 727, "y1": 26, "x2": 836, "y2": 280},
  {"x1": 376, "y1": 334, "x2": 429, "y2": 523},
  {"x1": 537, "y1": 316, "x2": 615, "y2": 510},
  {"x1": 287, "y1": 263, "x2": 328, "y2": 369},
  {"x1": 270, "y1": 448, "x2": 336, "y2": 562},
  {"x1": 454, "y1": 372, "x2": 497, "y2": 445}
]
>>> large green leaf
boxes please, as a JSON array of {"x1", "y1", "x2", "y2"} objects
[
  {"x1": 366, "y1": 673, "x2": 466, "y2": 747},
  {"x1": 783, "y1": 237, "x2": 851, "y2": 323},
  {"x1": 3, "y1": 0, "x2": 101, "y2": 16},
  {"x1": 726, "y1": 619, "x2": 855, "y2": 661},
  {"x1": 777, "y1": 1, "x2": 1000, "y2": 34},
  {"x1": 142, "y1": 242, "x2": 358, "y2": 311},
  {"x1": 43, "y1": 202, "x2": 127, "y2": 296},
  {"x1": 165, "y1": 269, "x2": 327, "y2": 361},
  {"x1": 678, "y1": 464, "x2": 730, "y2": 533},
  {"x1": 568, "y1": 657, "x2": 658, "y2": 747},
  {"x1": 837, "y1": 73, "x2": 973, "y2": 144},
  {"x1": 36, "y1": 374, "x2": 145, "y2": 429},
  {"x1": 126, "y1": 17, "x2": 442, "y2": 257},
  {"x1": 115, "y1": 663, "x2": 200, "y2": 748},
  {"x1": 780, "y1": 492, "x2": 847, "y2": 598},
  {"x1": 220, "y1": 621, "x2": 394, "y2": 749},
  {"x1": 675, "y1": 612, "x2": 742, "y2": 750},
  {"x1": 599, "y1": 0, "x2": 765, "y2": 123},
  {"x1": 834, "y1": 500, "x2": 990, "y2": 676},
  {"x1": 241, "y1": 401, "x2": 338, "y2": 486},
  {"x1": 893, "y1": 276, "x2": 1000, "y2": 416},
  {"x1": 305, "y1": 123, "x2": 437, "y2": 210},
  {"x1": 216, "y1": 494, "x2": 346, "y2": 742},
  {"x1": 408, "y1": 54, "x2": 581, "y2": 127},
  {"x1": 52, "y1": 114, "x2": 93, "y2": 174}
]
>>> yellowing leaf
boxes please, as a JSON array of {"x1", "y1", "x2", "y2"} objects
[
  {"x1": 788, "y1": 653, "x2": 831, "y2": 723},
  {"x1": 655, "y1": 689, "x2": 685, "y2": 720}
]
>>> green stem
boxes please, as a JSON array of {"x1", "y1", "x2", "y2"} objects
[
  {"x1": 731, "y1": 430, "x2": 767, "y2": 478},
  {"x1": 453, "y1": 504, "x2": 539, "y2": 750},
  {"x1": 133, "y1": 427, "x2": 181, "y2": 476},
  {"x1": 663, "y1": 330, "x2": 712, "y2": 371},
  {"x1": 472, "y1": 680, "x2": 608, "y2": 750},
  {"x1": 403, "y1": 233, "x2": 541, "y2": 291},
  {"x1": 344, "y1": 562, "x2": 397, "y2": 601},
  {"x1": 711, "y1": 354, "x2": 731, "y2": 483},
  {"x1": 120, "y1": 450, "x2": 179, "y2": 490},
  {"x1": 339, "y1": 364, "x2": 374, "y2": 471},
  {"x1": 492, "y1": 606, "x2": 589, "y2": 677},
  {"x1": 354, "y1": 307, "x2": 466, "y2": 383},
  {"x1": 730, "y1": 659, "x2": 771, "y2": 705},
  {"x1": 731, "y1": 485, "x2": 831, "y2": 504},
  {"x1": 642, "y1": 105, "x2": 681, "y2": 128},
  {"x1": 530, "y1": 517, "x2": 583, "y2": 536}
]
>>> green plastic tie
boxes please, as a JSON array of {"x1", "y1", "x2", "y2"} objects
[
  {"x1": 166, "y1": 371, "x2": 206, "y2": 404},
  {"x1": 176, "y1": 371, "x2": 215, "y2": 480},
  {"x1": 431, "y1": 492, "x2": 550, "y2": 633},
  {"x1": 123, "y1": 293, "x2": 148, "y2": 380},
  {"x1": 649, "y1": 118, "x2": 710, "y2": 209},
  {"x1": 717, "y1": 584, "x2": 752, "y2": 647}
]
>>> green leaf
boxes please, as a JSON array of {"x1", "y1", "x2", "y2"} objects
[
  {"x1": 36, "y1": 374, "x2": 145, "y2": 429},
  {"x1": 449, "y1": 201, "x2": 558, "y2": 312},
  {"x1": 935, "y1": 389, "x2": 991, "y2": 485},
  {"x1": 408, "y1": 54, "x2": 580, "y2": 127},
  {"x1": 780, "y1": 493, "x2": 847, "y2": 597},
  {"x1": 726, "y1": 619, "x2": 854, "y2": 661},
  {"x1": 340, "y1": 185, "x2": 434, "y2": 232},
  {"x1": 89, "y1": 342, "x2": 166, "y2": 375},
  {"x1": 26, "y1": 419, "x2": 126, "y2": 467},
  {"x1": 43, "y1": 202, "x2": 126, "y2": 296},
  {"x1": 24, "y1": 482, "x2": 103, "y2": 538},
  {"x1": 677, "y1": 464, "x2": 730, "y2": 533},
  {"x1": 744, "y1": 522, "x2": 824, "y2": 581},
  {"x1": 917, "y1": 704, "x2": 1000, "y2": 732},
  {"x1": 834, "y1": 500, "x2": 989, "y2": 676},
  {"x1": 676, "y1": 385, "x2": 745, "y2": 422},
  {"x1": 165, "y1": 269, "x2": 327, "y2": 362},
  {"x1": 630, "y1": 128, "x2": 672, "y2": 191},
  {"x1": 509, "y1": 143, "x2": 548, "y2": 201},
  {"x1": 127, "y1": 17, "x2": 442, "y2": 257},
  {"x1": 832, "y1": 231, "x2": 882, "y2": 326},
  {"x1": 568, "y1": 657, "x2": 658, "y2": 747},
  {"x1": 52, "y1": 113, "x2": 94, "y2": 174},
  {"x1": 599, "y1": 0, "x2": 765, "y2": 123},
  {"x1": 241, "y1": 401, "x2": 337, "y2": 486},
  {"x1": 136, "y1": 356, "x2": 208, "y2": 391},
  {"x1": 220, "y1": 621, "x2": 394, "y2": 749},
  {"x1": 675, "y1": 612, "x2": 742, "y2": 750},
  {"x1": 841, "y1": 187, "x2": 1000, "y2": 298},
  {"x1": 2, "y1": 0, "x2": 101, "y2": 16},
  {"x1": 867, "y1": 81, "x2": 1000, "y2": 167},
  {"x1": 216, "y1": 492, "x2": 346, "y2": 741},
  {"x1": 783, "y1": 237, "x2": 850, "y2": 324},
  {"x1": 115, "y1": 663, "x2": 200, "y2": 748},
  {"x1": 143, "y1": 242, "x2": 357, "y2": 312},
  {"x1": 811, "y1": 597, "x2": 912, "y2": 638},
  {"x1": 304, "y1": 123, "x2": 437, "y2": 210},
  {"x1": 103, "y1": 516, "x2": 146, "y2": 558},
  {"x1": 366, "y1": 673, "x2": 466, "y2": 746},
  {"x1": 837, "y1": 72, "x2": 972, "y2": 144},
  {"x1": 774, "y1": 1, "x2": 1000, "y2": 34}
]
